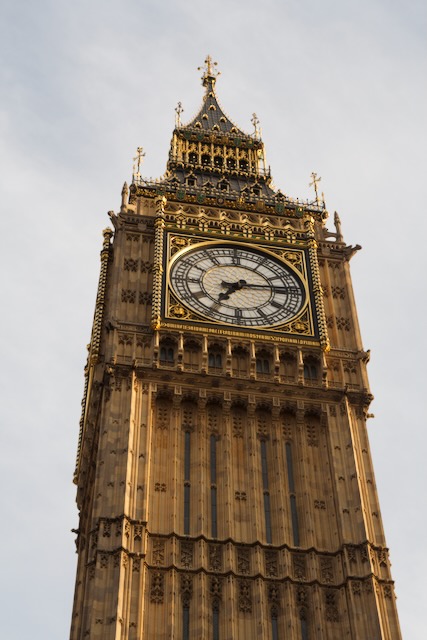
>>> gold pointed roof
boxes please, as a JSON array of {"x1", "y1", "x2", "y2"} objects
[{"x1": 179, "y1": 55, "x2": 251, "y2": 139}]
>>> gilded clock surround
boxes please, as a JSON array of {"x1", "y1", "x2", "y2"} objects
[
  {"x1": 70, "y1": 58, "x2": 401, "y2": 640},
  {"x1": 165, "y1": 235, "x2": 313, "y2": 334}
]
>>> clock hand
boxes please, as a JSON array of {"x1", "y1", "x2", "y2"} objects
[
  {"x1": 218, "y1": 280, "x2": 246, "y2": 301},
  {"x1": 239, "y1": 283, "x2": 301, "y2": 293}
]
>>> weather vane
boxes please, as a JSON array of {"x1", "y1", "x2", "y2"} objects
[
  {"x1": 198, "y1": 55, "x2": 220, "y2": 85},
  {"x1": 309, "y1": 171, "x2": 322, "y2": 204},
  {"x1": 175, "y1": 102, "x2": 184, "y2": 127},
  {"x1": 132, "y1": 146, "x2": 145, "y2": 181}
]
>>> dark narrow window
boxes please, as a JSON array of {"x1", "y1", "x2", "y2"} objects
[
  {"x1": 226, "y1": 158, "x2": 236, "y2": 170},
  {"x1": 239, "y1": 159, "x2": 248, "y2": 171},
  {"x1": 213, "y1": 607, "x2": 219, "y2": 640},
  {"x1": 214, "y1": 155, "x2": 223, "y2": 168},
  {"x1": 211, "y1": 434, "x2": 217, "y2": 538},
  {"x1": 260, "y1": 440, "x2": 272, "y2": 544},
  {"x1": 201, "y1": 154, "x2": 211, "y2": 166},
  {"x1": 271, "y1": 614, "x2": 279, "y2": 640},
  {"x1": 286, "y1": 442, "x2": 300, "y2": 546},
  {"x1": 304, "y1": 360, "x2": 318, "y2": 380},
  {"x1": 160, "y1": 346, "x2": 174, "y2": 363},
  {"x1": 209, "y1": 352, "x2": 222, "y2": 369},
  {"x1": 301, "y1": 616, "x2": 309, "y2": 640},
  {"x1": 189, "y1": 152, "x2": 197, "y2": 164},
  {"x1": 256, "y1": 358, "x2": 270, "y2": 374},
  {"x1": 184, "y1": 431, "x2": 191, "y2": 535},
  {"x1": 183, "y1": 605, "x2": 190, "y2": 640}
]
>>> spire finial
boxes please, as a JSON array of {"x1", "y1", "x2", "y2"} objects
[
  {"x1": 198, "y1": 55, "x2": 220, "y2": 88},
  {"x1": 309, "y1": 171, "x2": 322, "y2": 204},
  {"x1": 132, "y1": 146, "x2": 145, "y2": 182},
  {"x1": 251, "y1": 113, "x2": 261, "y2": 138},
  {"x1": 175, "y1": 102, "x2": 184, "y2": 127}
]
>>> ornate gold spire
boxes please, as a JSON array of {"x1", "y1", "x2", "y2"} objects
[{"x1": 198, "y1": 54, "x2": 220, "y2": 89}]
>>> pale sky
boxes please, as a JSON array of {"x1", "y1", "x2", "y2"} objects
[{"x1": 1, "y1": 1, "x2": 426, "y2": 638}]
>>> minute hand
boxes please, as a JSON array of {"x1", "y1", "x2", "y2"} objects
[{"x1": 242, "y1": 284, "x2": 301, "y2": 293}]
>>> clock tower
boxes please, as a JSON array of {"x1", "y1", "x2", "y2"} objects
[{"x1": 70, "y1": 57, "x2": 401, "y2": 639}]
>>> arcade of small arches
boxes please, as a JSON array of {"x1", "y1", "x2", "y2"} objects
[{"x1": 156, "y1": 334, "x2": 322, "y2": 384}]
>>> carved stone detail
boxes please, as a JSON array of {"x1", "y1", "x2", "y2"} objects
[
  {"x1": 293, "y1": 553, "x2": 307, "y2": 580},
  {"x1": 325, "y1": 590, "x2": 339, "y2": 622},
  {"x1": 121, "y1": 289, "x2": 136, "y2": 303},
  {"x1": 180, "y1": 541, "x2": 193, "y2": 568},
  {"x1": 265, "y1": 550, "x2": 278, "y2": 577},
  {"x1": 152, "y1": 539, "x2": 165, "y2": 565},
  {"x1": 351, "y1": 581, "x2": 361, "y2": 596},
  {"x1": 238, "y1": 580, "x2": 252, "y2": 613},
  {"x1": 267, "y1": 582, "x2": 280, "y2": 605},
  {"x1": 150, "y1": 571, "x2": 164, "y2": 604},
  {"x1": 237, "y1": 547, "x2": 250, "y2": 574},
  {"x1": 209, "y1": 544, "x2": 222, "y2": 571},
  {"x1": 320, "y1": 557, "x2": 334, "y2": 583},
  {"x1": 124, "y1": 258, "x2": 138, "y2": 271},
  {"x1": 181, "y1": 573, "x2": 193, "y2": 607}
]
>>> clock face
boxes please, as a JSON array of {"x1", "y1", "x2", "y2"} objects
[{"x1": 169, "y1": 242, "x2": 306, "y2": 327}]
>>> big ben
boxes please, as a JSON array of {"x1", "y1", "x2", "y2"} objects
[{"x1": 70, "y1": 57, "x2": 401, "y2": 639}]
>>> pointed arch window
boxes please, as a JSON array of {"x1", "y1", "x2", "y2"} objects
[
  {"x1": 160, "y1": 339, "x2": 175, "y2": 365},
  {"x1": 183, "y1": 339, "x2": 201, "y2": 371},
  {"x1": 256, "y1": 349, "x2": 272, "y2": 378},
  {"x1": 304, "y1": 355, "x2": 319, "y2": 382},
  {"x1": 232, "y1": 346, "x2": 249, "y2": 377}
]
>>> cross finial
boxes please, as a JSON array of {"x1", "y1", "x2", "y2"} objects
[
  {"x1": 309, "y1": 172, "x2": 322, "y2": 204},
  {"x1": 251, "y1": 113, "x2": 261, "y2": 138},
  {"x1": 198, "y1": 55, "x2": 220, "y2": 87},
  {"x1": 175, "y1": 102, "x2": 184, "y2": 127},
  {"x1": 132, "y1": 146, "x2": 145, "y2": 181}
]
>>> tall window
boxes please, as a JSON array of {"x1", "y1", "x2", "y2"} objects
[
  {"x1": 210, "y1": 434, "x2": 218, "y2": 538},
  {"x1": 286, "y1": 442, "x2": 300, "y2": 546},
  {"x1": 271, "y1": 612, "x2": 279, "y2": 640},
  {"x1": 304, "y1": 356, "x2": 319, "y2": 381},
  {"x1": 182, "y1": 605, "x2": 190, "y2": 640},
  {"x1": 212, "y1": 604, "x2": 219, "y2": 640},
  {"x1": 208, "y1": 351, "x2": 222, "y2": 369},
  {"x1": 183, "y1": 340, "x2": 200, "y2": 371},
  {"x1": 184, "y1": 431, "x2": 191, "y2": 535},
  {"x1": 280, "y1": 351, "x2": 296, "y2": 381},
  {"x1": 232, "y1": 346, "x2": 248, "y2": 377},
  {"x1": 260, "y1": 439, "x2": 272, "y2": 544},
  {"x1": 159, "y1": 344, "x2": 174, "y2": 364},
  {"x1": 256, "y1": 357, "x2": 270, "y2": 374}
]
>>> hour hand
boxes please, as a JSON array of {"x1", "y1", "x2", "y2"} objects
[{"x1": 218, "y1": 280, "x2": 243, "y2": 301}]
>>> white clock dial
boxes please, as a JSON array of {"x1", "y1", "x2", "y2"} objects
[{"x1": 169, "y1": 243, "x2": 306, "y2": 328}]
